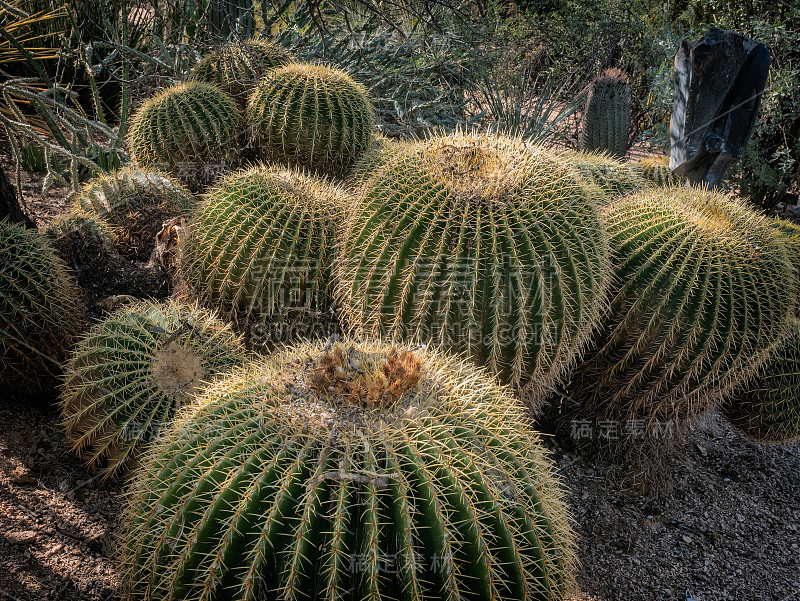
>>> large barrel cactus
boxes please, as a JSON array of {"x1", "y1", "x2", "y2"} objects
[
  {"x1": 338, "y1": 132, "x2": 610, "y2": 398},
  {"x1": 723, "y1": 320, "x2": 800, "y2": 444},
  {"x1": 60, "y1": 301, "x2": 248, "y2": 478},
  {"x1": 127, "y1": 82, "x2": 241, "y2": 186},
  {"x1": 1, "y1": 221, "x2": 84, "y2": 394},
  {"x1": 181, "y1": 165, "x2": 347, "y2": 330},
  {"x1": 581, "y1": 68, "x2": 631, "y2": 159},
  {"x1": 122, "y1": 339, "x2": 576, "y2": 601},
  {"x1": 247, "y1": 63, "x2": 375, "y2": 177},
  {"x1": 566, "y1": 186, "x2": 797, "y2": 436},
  {"x1": 187, "y1": 39, "x2": 293, "y2": 105}
]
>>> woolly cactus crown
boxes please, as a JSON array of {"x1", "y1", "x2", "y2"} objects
[
  {"x1": 60, "y1": 301, "x2": 249, "y2": 478},
  {"x1": 122, "y1": 338, "x2": 576, "y2": 601}
]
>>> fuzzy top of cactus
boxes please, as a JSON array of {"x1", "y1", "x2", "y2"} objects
[
  {"x1": 122, "y1": 338, "x2": 576, "y2": 601},
  {"x1": 247, "y1": 62, "x2": 375, "y2": 177},
  {"x1": 187, "y1": 39, "x2": 294, "y2": 101},
  {"x1": 127, "y1": 81, "x2": 241, "y2": 178},
  {"x1": 1, "y1": 220, "x2": 85, "y2": 392},
  {"x1": 338, "y1": 131, "x2": 610, "y2": 400},
  {"x1": 181, "y1": 164, "x2": 349, "y2": 327},
  {"x1": 60, "y1": 301, "x2": 248, "y2": 479},
  {"x1": 724, "y1": 319, "x2": 800, "y2": 444},
  {"x1": 632, "y1": 155, "x2": 686, "y2": 187},
  {"x1": 569, "y1": 185, "x2": 797, "y2": 428},
  {"x1": 71, "y1": 166, "x2": 193, "y2": 222}
]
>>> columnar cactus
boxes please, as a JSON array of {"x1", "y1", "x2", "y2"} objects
[
  {"x1": 581, "y1": 68, "x2": 631, "y2": 159},
  {"x1": 122, "y1": 339, "x2": 576, "y2": 601},
  {"x1": 632, "y1": 155, "x2": 686, "y2": 187},
  {"x1": 338, "y1": 132, "x2": 610, "y2": 399},
  {"x1": 181, "y1": 165, "x2": 348, "y2": 329},
  {"x1": 723, "y1": 321, "x2": 800, "y2": 443},
  {"x1": 561, "y1": 150, "x2": 645, "y2": 201},
  {"x1": 247, "y1": 63, "x2": 375, "y2": 177},
  {"x1": 1, "y1": 221, "x2": 84, "y2": 394},
  {"x1": 188, "y1": 39, "x2": 293, "y2": 105},
  {"x1": 60, "y1": 301, "x2": 248, "y2": 478},
  {"x1": 566, "y1": 186, "x2": 797, "y2": 435},
  {"x1": 127, "y1": 82, "x2": 241, "y2": 186}
]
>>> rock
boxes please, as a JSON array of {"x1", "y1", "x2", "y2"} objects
[
  {"x1": 8, "y1": 530, "x2": 38, "y2": 545},
  {"x1": 670, "y1": 27, "x2": 770, "y2": 187}
]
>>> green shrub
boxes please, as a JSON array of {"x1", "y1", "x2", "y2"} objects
[{"x1": 121, "y1": 339, "x2": 576, "y2": 601}]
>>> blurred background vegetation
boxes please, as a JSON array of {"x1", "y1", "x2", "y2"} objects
[{"x1": 1, "y1": 0, "x2": 797, "y2": 209}]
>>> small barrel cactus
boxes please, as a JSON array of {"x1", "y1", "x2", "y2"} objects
[
  {"x1": 632, "y1": 155, "x2": 686, "y2": 187},
  {"x1": 187, "y1": 39, "x2": 293, "y2": 105},
  {"x1": 46, "y1": 209, "x2": 115, "y2": 254},
  {"x1": 60, "y1": 301, "x2": 248, "y2": 479},
  {"x1": 127, "y1": 82, "x2": 241, "y2": 187},
  {"x1": 122, "y1": 339, "x2": 576, "y2": 601},
  {"x1": 581, "y1": 68, "x2": 631, "y2": 159},
  {"x1": 1, "y1": 221, "x2": 84, "y2": 394},
  {"x1": 181, "y1": 165, "x2": 348, "y2": 331},
  {"x1": 723, "y1": 320, "x2": 800, "y2": 444},
  {"x1": 71, "y1": 167, "x2": 193, "y2": 259},
  {"x1": 247, "y1": 63, "x2": 375, "y2": 177},
  {"x1": 338, "y1": 132, "x2": 610, "y2": 400},
  {"x1": 73, "y1": 166, "x2": 194, "y2": 219},
  {"x1": 561, "y1": 150, "x2": 645, "y2": 201},
  {"x1": 566, "y1": 186, "x2": 797, "y2": 436}
]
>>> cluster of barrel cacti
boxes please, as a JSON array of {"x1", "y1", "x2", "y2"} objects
[
  {"x1": 126, "y1": 38, "x2": 375, "y2": 188},
  {"x1": 4, "y1": 35, "x2": 800, "y2": 601}
]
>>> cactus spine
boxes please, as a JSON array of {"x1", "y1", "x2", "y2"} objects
[
  {"x1": 1, "y1": 221, "x2": 84, "y2": 394},
  {"x1": 723, "y1": 320, "x2": 800, "y2": 443},
  {"x1": 247, "y1": 63, "x2": 375, "y2": 177},
  {"x1": 122, "y1": 339, "x2": 576, "y2": 601},
  {"x1": 188, "y1": 39, "x2": 293, "y2": 106},
  {"x1": 581, "y1": 68, "x2": 631, "y2": 159},
  {"x1": 60, "y1": 301, "x2": 248, "y2": 478},
  {"x1": 181, "y1": 165, "x2": 347, "y2": 328},
  {"x1": 127, "y1": 82, "x2": 241, "y2": 187},
  {"x1": 566, "y1": 186, "x2": 797, "y2": 434},
  {"x1": 338, "y1": 132, "x2": 610, "y2": 399}
]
